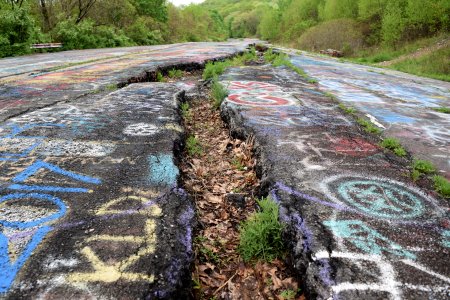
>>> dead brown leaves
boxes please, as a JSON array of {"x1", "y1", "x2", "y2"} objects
[{"x1": 181, "y1": 94, "x2": 302, "y2": 300}]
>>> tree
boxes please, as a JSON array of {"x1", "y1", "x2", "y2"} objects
[{"x1": 132, "y1": 0, "x2": 168, "y2": 22}]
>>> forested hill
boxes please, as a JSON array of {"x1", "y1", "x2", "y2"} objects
[{"x1": 1, "y1": 0, "x2": 449, "y2": 79}]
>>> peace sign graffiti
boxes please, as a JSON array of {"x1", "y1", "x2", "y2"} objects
[{"x1": 337, "y1": 180, "x2": 425, "y2": 219}]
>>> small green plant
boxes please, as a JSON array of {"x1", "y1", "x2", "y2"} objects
[
  {"x1": 324, "y1": 92, "x2": 338, "y2": 101},
  {"x1": 202, "y1": 49, "x2": 258, "y2": 80},
  {"x1": 412, "y1": 159, "x2": 436, "y2": 181},
  {"x1": 338, "y1": 103, "x2": 356, "y2": 115},
  {"x1": 168, "y1": 68, "x2": 183, "y2": 78},
  {"x1": 181, "y1": 102, "x2": 190, "y2": 119},
  {"x1": 357, "y1": 118, "x2": 382, "y2": 134},
  {"x1": 186, "y1": 135, "x2": 202, "y2": 156},
  {"x1": 156, "y1": 72, "x2": 165, "y2": 82},
  {"x1": 192, "y1": 277, "x2": 201, "y2": 290},
  {"x1": 239, "y1": 197, "x2": 284, "y2": 262},
  {"x1": 279, "y1": 289, "x2": 297, "y2": 300},
  {"x1": 232, "y1": 158, "x2": 246, "y2": 171},
  {"x1": 211, "y1": 78, "x2": 228, "y2": 109},
  {"x1": 432, "y1": 107, "x2": 450, "y2": 114},
  {"x1": 199, "y1": 246, "x2": 220, "y2": 264},
  {"x1": 433, "y1": 176, "x2": 450, "y2": 198},
  {"x1": 105, "y1": 83, "x2": 118, "y2": 91},
  {"x1": 380, "y1": 137, "x2": 407, "y2": 157}
]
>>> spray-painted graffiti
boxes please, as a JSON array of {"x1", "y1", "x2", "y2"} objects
[
  {"x1": 123, "y1": 123, "x2": 159, "y2": 136},
  {"x1": 69, "y1": 195, "x2": 161, "y2": 284},
  {"x1": 289, "y1": 52, "x2": 450, "y2": 179},
  {"x1": 0, "y1": 82, "x2": 195, "y2": 297},
  {"x1": 0, "y1": 159, "x2": 101, "y2": 292},
  {"x1": 323, "y1": 220, "x2": 416, "y2": 259},
  {"x1": 220, "y1": 64, "x2": 449, "y2": 299},
  {"x1": 321, "y1": 175, "x2": 443, "y2": 222}
]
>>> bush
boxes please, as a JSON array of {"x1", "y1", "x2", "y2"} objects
[
  {"x1": 54, "y1": 19, "x2": 133, "y2": 50},
  {"x1": 297, "y1": 19, "x2": 364, "y2": 55},
  {"x1": 239, "y1": 197, "x2": 284, "y2": 262},
  {"x1": 0, "y1": 7, "x2": 39, "y2": 57},
  {"x1": 211, "y1": 78, "x2": 228, "y2": 109},
  {"x1": 126, "y1": 17, "x2": 163, "y2": 45}
]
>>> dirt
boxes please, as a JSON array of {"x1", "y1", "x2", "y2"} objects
[{"x1": 180, "y1": 80, "x2": 304, "y2": 300}]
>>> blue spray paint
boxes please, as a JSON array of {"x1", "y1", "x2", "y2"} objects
[
  {"x1": 441, "y1": 230, "x2": 450, "y2": 248},
  {"x1": 0, "y1": 123, "x2": 65, "y2": 161},
  {"x1": 0, "y1": 226, "x2": 51, "y2": 293},
  {"x1": 0, "y1": 193, "x2": 68, "y2": 292},
  {"x1": 337, "y1": 180, "x2": 424, "y2": 219},
  {"x1": 10, "y1": 160, "x2": 101, "y2": 193},
  {"x1": 0, "y1": 193, "x2": 66, "y2": 229},
  {"x1": 148, "y1": 154, "x2": 179, "y2": 186},
  {"x1": 323, "y1": 219, "x2": 416, "y2": 260}
]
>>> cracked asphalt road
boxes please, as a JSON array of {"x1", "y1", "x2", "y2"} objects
[
  {"x1": 0, "y1": 41, "x2": 256, "y2": 299},
  {"x1": 1, "y1": 41, "x2": 449, "y2": 299},
  {"x1": 220, "y1": 64, "x2": 450, "y2": 299},
  {"x1": 285, "y1": 50, "x2": 450, "y2": 180}
]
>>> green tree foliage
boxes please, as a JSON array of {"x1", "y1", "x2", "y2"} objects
[
  {"x1": 320, "y1": 0, "x2": 358, "y2": 20},
  {"x1": 0, "y1": 5, "x2": 40, "y2": 57}
]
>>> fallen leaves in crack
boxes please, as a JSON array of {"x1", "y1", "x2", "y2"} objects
[{"x1": 181, "y1": 94, "x2": 303, "y2": 300}]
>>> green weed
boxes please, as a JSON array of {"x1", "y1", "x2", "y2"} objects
[
  {"x1": 412, "y1": 159, "x2": 436, "y2": 181},
  {"x1": 338, "y1": 103, "x2": 356, "y2": 115},
  {"x1": 265, "y1": 49, "x2": 315, "y2": 82},
  {"x1": 156, "y1": 72, "x2": 165, "y2": 82},
  {"x1": 380, "y1": 137, "x2": 407, "y2": 157},
  {"x1": 181, "y1": 102, "x2": 191, "y2": 119},
  {"x1": 279, "y1": 289, "x2": 297, "y2": 300},
  {"x1": 168, "y1": 68, "x2": 183, "y2": 78},
  {"x1": 202, "y1": 48, "x2": 257, "y2": 80},
  {"x1": 105, "y1": 83, "x2": 118, "y2": 91},
  {"x1": 211, "y1": 78, "x2": 228, "y2": 109},
  {"x1": 239, "y1": 197, "x2": 284, "y2": 262},
  {"x1": 186, "y1": 135, "x2": 202, "y2": 157},
  {"x1": 199, "y1": 246, "x2": 220, "y2": 264},
  {"x1": 232, "y1": 158, "x2": 246, "y2": 171},
  {"x1": 357, "y1": 118, "x2": 382, "y2": 135},
  {"x1": 433, "y1": 176, "x2": 450, "y2": 198},
  {"x1": 432, "y1": 107, "x2": 450, "y2": 114}
]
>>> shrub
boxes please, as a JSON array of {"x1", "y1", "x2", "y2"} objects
[
  {"x1": 239, "y1": 197, "x2": 284, "y2": 262},
  {"x1": 54, "y1": 19, "x2": 133, "y2": 50},
  {"x1": 0, "y1": 7, "x2": 39, "y2": 57},
  {"x1": 297, "y1": 19, "x2": 364, "y2": 55},
  {"x1": 211, "y1": 79, "x2": 228, "y2": 109},
  {"x1": 433, "y1": 176, "x2": 450, "y2": 198},
  {"x1": 380, "y1": 137, "x2": 407, "y2": 157}
]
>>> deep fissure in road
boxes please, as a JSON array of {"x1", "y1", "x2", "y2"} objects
[{"x1": 179, "y1": 81, "x2": 303, "y2": 299}]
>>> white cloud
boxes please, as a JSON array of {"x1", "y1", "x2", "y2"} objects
[{"x1": 168, "y1": 0, "x2": 205, "y2": 6}]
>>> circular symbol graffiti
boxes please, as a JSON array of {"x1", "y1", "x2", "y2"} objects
[
  {"x1": 123, "y1": 123, "x2": 158, "y2": 136},
  {"x1": 227, "y1": 92, "x2": 296, "y2": 107},
  {"x1": 337, "y1": 180, "x2": 425, "y2": 219}
]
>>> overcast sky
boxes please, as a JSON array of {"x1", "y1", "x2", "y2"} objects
[{"x1": 169, "y1": 0, "x2": 205, "y2": 6}]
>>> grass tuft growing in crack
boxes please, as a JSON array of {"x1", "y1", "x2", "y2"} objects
[
  {"x1": 239, "y1": 197, "x2": 285, "y2": 262},
  {"x1": 202, "y1": 47, "x2": 257, "y2": 80},
  {"x1": 412, "y1": 159, "x2": 436, "y2": 181},
  {"x1": 338, "y1": 103, "x2": 356, "y2": 115},
  {"x1": 168, "y1": 68, "x2": 183, "y2": 79},
  {"x1": 186, "y1": 135, "x2": 202, "y2": 157},
  {"x1": 380, "y1": 137, "x2": 407, "y2": 157},
  {"x1": 357, "y1": 118, "x2": 382, "y2": 135},
  {"x1": 181, "y1": 102, "x2": 191, "y2": 120},
  {"x1": 211, "y1": 77, "x2": 228, "y2": 109},
  {"x1": 264, "y1": 48, "x2": 316, "y2": 83},
  {"x1": 432, "y1": 107, "x2": 450, "y2": 114},
  {"x1": 433, "y1": 176, "x2": 450, "y2": 198}
]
